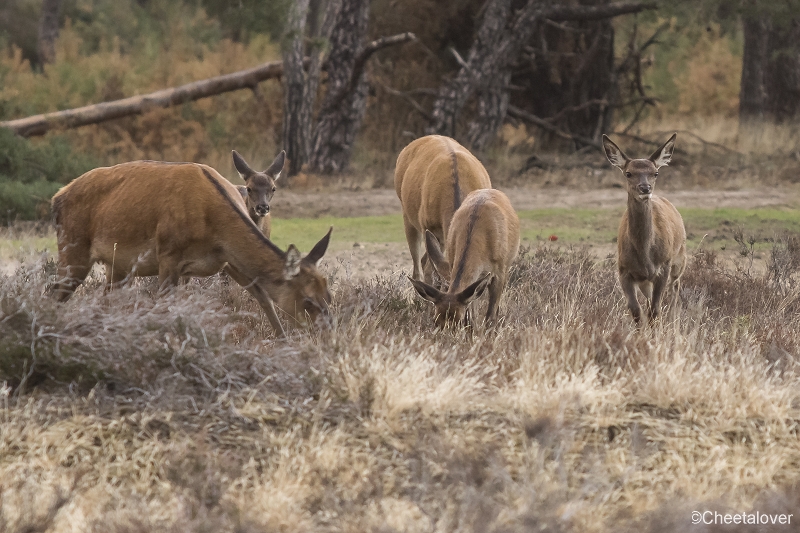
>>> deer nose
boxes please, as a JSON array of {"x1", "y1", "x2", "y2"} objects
[
  {"x1": 638, "y1": 184, "x2": 652, "y2": 194},
  {"x1": 256, "y1": 204, "x2": 269, "y2": 215}
]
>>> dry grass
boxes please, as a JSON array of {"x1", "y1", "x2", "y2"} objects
[{"x1": 1, "y1": 237, "x2": 800, "y2": 532}]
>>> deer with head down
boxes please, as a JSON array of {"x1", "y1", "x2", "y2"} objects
[
  {"x1": 395, "y1": 135, "x2": 492, "y2": 283},
  {"x1": 409, "y1": 188, "x2": 520, "y2": 328},
  {"x1": 602, "y1": 133, "x2": 687, "y2": 326},
  {"x1": 51, "y1": 159, "x2": 332, "y2": 337},
  {"x1": 232, "y1": 149, "x2": 283, "y2": 238}
]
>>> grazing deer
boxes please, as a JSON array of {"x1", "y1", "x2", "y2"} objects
[
  {"x1": 409, "y1": 189, "x2": 520, "y2": 328},
  {"x1": 51, "y1": 160, "x2": 333, "y2": 337},
  {"x1": 602, "y1": 133, "x2": 687, "y2": 326},
  {"x1": 395, "y1": 135, "x2": 492, "y2": 283},
  {"x1": 233, "y1": 150, "x2": 283, "y2": 238}
]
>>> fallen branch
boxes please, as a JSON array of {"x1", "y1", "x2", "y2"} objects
[
  {"x1": 545, "y1": 1, "x2": 657, "y2": 22},
  {"x1": 507, "y1": 104, "x2": 601, "y2": 149},
  {"x1": 1, "y1": 60, "x2": 288, "y2": 137}
]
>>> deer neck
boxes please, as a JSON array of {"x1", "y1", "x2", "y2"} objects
[{"x1": 626, "y1": 194, "x2": 655, "y2": 256}]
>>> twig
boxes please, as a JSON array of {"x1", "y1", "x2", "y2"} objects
[{"x1": 379, "y1": 83, "x2": 433, "y2": 120}]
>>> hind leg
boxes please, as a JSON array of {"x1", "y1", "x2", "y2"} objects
[
  {"x1": 53, "y1": 242, "x2": 93, "y2": 301},
  {"x1": 403, "y1": 214, "x2": 424, "y2": 280}
]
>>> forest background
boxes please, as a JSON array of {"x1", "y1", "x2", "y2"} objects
[{"x1": 0, "y1": 0, "x2": 798, "y2": 221}]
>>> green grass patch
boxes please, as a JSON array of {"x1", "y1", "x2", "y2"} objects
[{"x1": 271, "y1": 207, "x2": 800, "y2": 253}]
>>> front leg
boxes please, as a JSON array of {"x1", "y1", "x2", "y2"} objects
[
  {"x1": 484, "y1": 274, "x2": 503, "y2": 326},
  {"x1": 224, "y1": 264, "x2": 286, "y2": 338},
  {"x1": 620, "y1": 272, "x2": 642, "y2": 325},
  {"x1": 649, "y1": 267, "x2": 670, "y2": 324}
]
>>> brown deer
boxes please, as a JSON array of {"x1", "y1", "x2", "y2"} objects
[
  {"x1": 395, "y1": 135, "x2": 492, "y2": 283},
  {"x1": 233, "y1": 149, "x2": 283, "y2": 238},
  {"x1": 602, "y1": 133, "x2": 687, "y2": 326},
  {"x1": 409, "y1": 189, "x2": 520, "y2": 328},
  {"x1": 51, "y1": 160, "x2": 333, "y2": 337}
]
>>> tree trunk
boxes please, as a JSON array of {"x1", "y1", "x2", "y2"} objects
[
  {"x1": 307, "y1": 0, "x2": 370, "y2": 174},
  {"x1": 740, "y1": 9, "x2": 800, "y2": 124},
  {"x1": 739, "y1": 15, "x2": 770, "y2": 123},
  {"x1": 465, "y1": 70, "x2": 511, "y2": 151},
  {"x1": 282, "y1": 0, "x2": 311, "y2": 176},
  {"x1": 37, "y1": 0, "x2": 63, "y2": 65}
]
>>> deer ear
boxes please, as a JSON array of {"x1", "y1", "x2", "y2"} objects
[
  {"x1": 303, "y1": 226, "x2": 332, "y2": 266},
  {"x1": 232, "y1": 150, "x2": 254, "y2": 178},
  {"x1": 408, "y1": 276, "x2": 443, "y2": 303},
  {"x1": 266, "y1": 150, "x2": 286, "y2": 180},
  {"x1": 284, "y1": 244, "x2": 302, "y2": 280},
  {"x1": 456, "y1": 272, "x2": 492, "y2": 305},
  {"x1": 649, "y1": 133, "x2": 676, "y2": 169},
  {"x1": 602, "y1": 135, "x2": 630, "y2": 170},
  {"x1": 425, "y1": 230, "x2": 451, "y2": 281}
]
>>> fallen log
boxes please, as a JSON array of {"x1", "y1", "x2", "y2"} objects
[{"x1": 0, "y1": 60, "x2": 286, "y2": 137}]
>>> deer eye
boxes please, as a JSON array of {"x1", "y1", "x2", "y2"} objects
[
  {"x1": 625, "y1": 172, "x2": 632, "y2": 178},
  {"x1": 272, "y1": 186, "x2": 276, "y2": 192},
  {"x1": 654, "y1": 172, "x2": 659, "y2": 177},
  {"x1": 246, "y1": 187, "x2": 252, "y2": 193}
]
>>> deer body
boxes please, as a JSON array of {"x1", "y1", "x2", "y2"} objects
[
  {"x1": 409, "y1": 189, "x2": 520, "y2": 327},
  {"x1": 395, "y1": 135, "x2": 492, "y2": 282},
  {"x1": 603, "y1": 133, "x2": 686, "y2": 325},
  {"x1": 51, "y1": 160, "x2": 331, "y2": 337}
]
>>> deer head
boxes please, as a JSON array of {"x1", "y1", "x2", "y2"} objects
[
  {"x1": 603, "y1": 133, "x2": 676, "y2": 203},
  {"x1": 233, "y1": 150, "x2": 285, "y2": 218}
]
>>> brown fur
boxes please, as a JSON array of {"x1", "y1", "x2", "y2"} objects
[
  {"x1": 233, "y1": 150, "x2": 284, "y2": 238},
  {"x1": 51, "y1": 160, "x2": 331, "y2": 337},
  {"x1": 603, "y1": 133, "x2": 687, "y2": 325},
  {"x1": 394, "y1": 135, "x2": 492, "y2": 283},
  {"x1": 409, "y1": 189, "x2": 520, "y2": 328}
]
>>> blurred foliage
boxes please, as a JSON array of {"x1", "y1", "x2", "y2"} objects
[{"x1": 0, "y1": 128, "x2": 96, "y2": 222}]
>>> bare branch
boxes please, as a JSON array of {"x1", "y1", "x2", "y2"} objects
[
  {"x1": 507, "y1": 104, "x2": 601, "y2": 149},
  {"x1": 545, "y1": 1, "x2": 657, "y2": 22}
]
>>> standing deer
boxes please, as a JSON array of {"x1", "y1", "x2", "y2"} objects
[
  {"x1": 409, "y1": 189, "x2": 520, "y2": 328},
  {"x1": 395, "y1": 135, "x2": 492, "y2": 283},
  {"x1": 233, "y1": 149, "x2": 283, "y2": 238},
  {"x1": 602, "y1": 133, "x2": 687, "y2": 326},
  {"x1": 51, "y1": 160, "x2": 333, "y2": 337}
]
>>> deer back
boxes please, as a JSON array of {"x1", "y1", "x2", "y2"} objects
[
  {"x1": 441, "y1": 189, "x2": 520, "y2": 292},
  {"x1": 395, "y1": 135, "x2": 491, "y2": 240}
]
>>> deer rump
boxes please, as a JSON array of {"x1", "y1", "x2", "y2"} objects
[{"x1": 51, "y1": 160, "x2": 332, "y2": 336}]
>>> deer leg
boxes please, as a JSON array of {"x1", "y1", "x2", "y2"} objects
[
  {"x1": 104, "y1": 263, "x2": 129, "y2": 292},
  {"x1": 223, "y1": 265, "x2": 286, "y2": 338},
  {"x1": 649, "y1": 271, "x2": 669, "y2": 325},
  {"x1": 403, "y1": 215, "x2": 424, "y2": 281},
  {"x1": 52, "y1": 241, "x2": 93, "y2": 302},
  {"x1": 485, "y1": 274, "x2": 504, "y2": 326},
  {"x1": 157, "y1": 256, "x2": 181, "y2": 295},
  {"x1": 620, "y1": 273, "x2": 642, "y2": 325}
]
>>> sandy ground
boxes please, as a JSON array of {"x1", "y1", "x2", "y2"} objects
[{"x1": 272, "y1": 185, "x2": 800, "y2": 219}]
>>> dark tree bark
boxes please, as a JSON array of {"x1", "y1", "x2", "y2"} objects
[
  {"x1": 282, "y1": 0, "x2": 311, "y2": 176},
  {"x1": 308, "y1": 0, "x2": 370, "y2": 173},
  {"x1": 427, "y1": 0, "x2": 654, "y2": 148},
  {"x1": 739, "y1": 15, "x2": 770, "y2": 122},
  {"x1": 37, "y1": 0, "x2": 63, "y2": 65},
  {"x1": 740, "y1": 13, "x2": 800, "y2": 123}
]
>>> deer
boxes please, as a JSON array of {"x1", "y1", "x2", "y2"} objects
[
  {"x1": 50, "y1": 159, "x2": 333, "y2": 337},
  {"x1": 232, "y1": 149, "x2": 283, "y2": 238},
  {"x1": 395, "y1": 135, "x2": 492, "y2": 284},
  {"x1": 602, "y1": 133, "x2": 687, "y2": 326},
  {"x1": 408, "y1": 188, "x2": 520, "y2": 328}
]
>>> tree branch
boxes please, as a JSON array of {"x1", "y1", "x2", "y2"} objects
[
  {"x1": 1, "y1": 60, "x2": 288, "y2": 137},
  {"x1": 319, "y1": 32, "x2": 416, "y2": 114},
  {"x1": 507, "y1": 104, "x2": 601, "y2": 149},
  {"x1": 545, "y1": 1, "x2": 657, "y2": 22}
]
